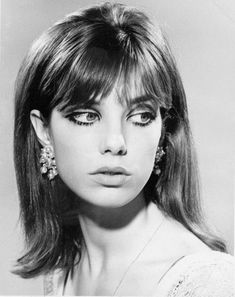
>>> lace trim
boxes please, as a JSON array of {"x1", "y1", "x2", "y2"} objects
[
  {"x1": 43, "y1": 272, "x2": 54, "y2": 296},
  {"x1": 166, "y1": 253, "x2": 235, "y2": 297},
  {"x1": 43, "y1": 252, "x2": 235, "y2": 296}
]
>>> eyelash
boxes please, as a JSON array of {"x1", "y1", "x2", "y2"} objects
[
  {"x1": 67, "y1": 111, "x2": 156, "y2": 127},
  {"x1": 131, "y1": 112, "x2": 156, "y2": 127},
  {"x1": 67, "y1": 112, "x2": 99, "y2": 126}
]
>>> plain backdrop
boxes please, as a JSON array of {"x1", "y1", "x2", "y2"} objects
[{"x1": 0, "y1": 0, "x2": 234, "y2": 294}]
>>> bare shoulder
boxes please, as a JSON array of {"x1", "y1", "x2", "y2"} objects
[
  {"x1": 153, "y1": 215, "x2": 234, "y2": 296},
  {"x1": 155, "y1": 250, "x2": 235, "y2": 297},
  {"x1": 156, "y1": 216, "x2": 211, "y2": 258}
]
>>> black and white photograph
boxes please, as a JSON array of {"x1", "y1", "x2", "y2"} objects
[{"x1": 0, "y1": 0, "x2": 234, "y2": 295}]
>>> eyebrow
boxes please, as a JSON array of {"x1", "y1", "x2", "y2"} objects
[
  {"x1": 126, "y1": 95, "x2": 156, "y2": 107},
  {"x1": 124, "y1": 96, "x2": 160, "y2": 114},
  {"x1": 59, "y1": 95, "x2": 159, "y2": 114},
  {"x1": 92, "y1": 95, "x2": 158, "y2": 108}
]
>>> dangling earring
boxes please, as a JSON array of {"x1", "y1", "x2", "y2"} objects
[
  {"x1": 153, "y1": 147, "x2": 165, "y2": 175},
  {"x1": 40, "y1": 145, "x2": 58, "y2": 180}
]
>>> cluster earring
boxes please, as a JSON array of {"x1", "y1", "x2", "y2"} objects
[
  {"x1": 153, "y1": 146, "x2": 165, "y2": 175},
  {"x1": 40, "y1": 145, "x2": 58, "y2": 180}
]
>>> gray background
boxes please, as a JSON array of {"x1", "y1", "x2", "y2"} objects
[{"x1": 0, "y1": 0, "x2": 234, "y2": 294}]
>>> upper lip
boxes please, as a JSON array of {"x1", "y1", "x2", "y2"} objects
[{"x1": 90, "y1": 166, "x2": 131, "y2": 175}]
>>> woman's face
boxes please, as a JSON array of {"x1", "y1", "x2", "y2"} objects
[{"x1": 49, "y1": 88, "x2": 162, "y2": 208}]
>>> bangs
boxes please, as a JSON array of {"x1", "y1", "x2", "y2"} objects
[
  {"x1": 37, "y1": 9, "x2": 173, "y2": 117},
  {"x1": 47, "y1": 50, "x2": 172, "y2": 115},
  {"x1": 49, "y1": 46, "x2": 122, "y2": 113}
]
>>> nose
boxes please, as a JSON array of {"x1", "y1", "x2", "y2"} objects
[{"x1": 100, "y1": 124, "x2": 127, "y2": 156}]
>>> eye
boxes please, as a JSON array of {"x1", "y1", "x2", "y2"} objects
[
  {"x1": 129, "y1": 111, "x2": 156, "y2": 127},
  {"x1": 68, "y1": 111, "x2": 99, "y2": 126}
]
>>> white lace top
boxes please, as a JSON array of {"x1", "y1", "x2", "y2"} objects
[
  {"x1": 155, "y1": 251, "x2": 234, "y2": 297},
  {"x1": 44, "y1": 251, "x2": 234, "y2": 296}
]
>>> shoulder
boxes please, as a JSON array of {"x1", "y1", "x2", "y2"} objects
[
  {"x1": 157, "y1": 216, "x2": 212, "y2": 255},
  {"x1": 43, "y1": 269, "x2": 66, "y2": 295},
  {"x1": 156, "y1": 251, "x2": 235, "y2": 297}
]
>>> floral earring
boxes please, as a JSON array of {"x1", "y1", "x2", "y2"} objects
[
  {"x1": 40, "y1": 145, "x2": 58, "y2": 180},
  {"x1": 153, "y1": 147, "x2": 165, "y2": 175}
]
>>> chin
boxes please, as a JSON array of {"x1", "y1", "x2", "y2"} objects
[{"x1": 77, "y1": 188, "x2": 142, "y2": 209}]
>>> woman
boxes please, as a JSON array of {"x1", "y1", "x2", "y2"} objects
[{"x1": 13, "y1": 2, "x2": 234, "y2": 296}]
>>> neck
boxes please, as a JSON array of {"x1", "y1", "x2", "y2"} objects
[{"x1": 76, "y1": 193, "x2": 164, "y2": 274}]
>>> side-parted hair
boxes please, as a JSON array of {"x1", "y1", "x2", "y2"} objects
[{"x1": 14, "y1": 2, "x2": 226, "y2": 278}]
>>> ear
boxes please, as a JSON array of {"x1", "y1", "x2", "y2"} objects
[{"x1": 30, "y1": 109, "x2": 52, "y2": 146}]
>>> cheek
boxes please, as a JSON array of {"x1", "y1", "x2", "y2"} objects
[
  {"x1": 50, "y1": 123, "x2": 96, "y2": 190},
  {"x1": 127, "y1": 120, "x2": 162, "y2": 184},
  {"x1": 129, "y1": 121, "x2": 161, "y2": 163}
]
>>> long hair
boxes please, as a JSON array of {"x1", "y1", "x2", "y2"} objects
[{"x1": 13, "y1": 2, "x2": 226, "y2": 278}]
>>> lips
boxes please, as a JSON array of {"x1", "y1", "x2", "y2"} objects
[
  {"x1": 89, "y1": 166, "x2": 131, "y2": 186},
  {"x1": 90, "y1": 166, "x2": 131, "y2": 176}
]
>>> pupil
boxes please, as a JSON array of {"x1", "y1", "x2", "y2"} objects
[
  {"x1": 87, "y1": 113, "x2": 95, "y2": 121},
  {"x1": 141, "y1": 113, "x2": 148, "y2": 121}
]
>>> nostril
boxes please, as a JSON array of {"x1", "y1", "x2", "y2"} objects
[
  {"x1": 103, "y1": 147, "x2": 127, "y2": 155},
  {"x1": 101, "y1": 135, "x2": 127, "y2": 155},
  {"x1": 117, "y1": 147, "x2": 127, "y2": 156}
]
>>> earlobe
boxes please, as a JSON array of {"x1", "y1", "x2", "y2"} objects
[{"x1": 30, "y1": 109, "x2": 51, "y2": 146}]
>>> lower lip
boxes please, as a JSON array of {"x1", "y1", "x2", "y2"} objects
[{"x1": 90, "y1": 173, "x2": 131, "y2": 186}]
